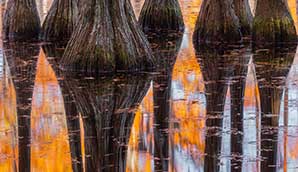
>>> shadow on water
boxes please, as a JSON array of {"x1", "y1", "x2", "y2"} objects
[{"x1": 3, "y1": 42, "x2": 40, "y2": 172}]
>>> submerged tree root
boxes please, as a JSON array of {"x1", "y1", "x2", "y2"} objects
[
  {"x1": 193, "y1": 0, "x2": 242, "y2": 45},
  {"x1": 41, "y1": 0, "x2": 79, "y2": 42},
  {"x1": 3, "y1": 0, "x2": 41, "y2": 41},
  {"x1": 61, "y1": 0, "x2": 155, "y2": 73},
  {"x1": 139, "y1": 0, "x2": 184, "y2": 33}
]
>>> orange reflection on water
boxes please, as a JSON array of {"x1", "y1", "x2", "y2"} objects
[
  {"x1": 30, "y1": 50, "x2": 72, "y2": 172},
  {"x1": 126, "y1": 84, "x2": 154, "y2": 172},
  {"x1": 0, "y1": 55, "x2": 18, "y2": 172}
]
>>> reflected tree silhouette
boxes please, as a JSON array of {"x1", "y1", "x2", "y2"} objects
[
  {"x1": 196, "y1": 45, "x2": 250, "y2": 172},
  {"x1": 42, "y1": 45, "x2": 83, "y2": 172},
  {"x1": 3, "y1": 42, "x2": 40, "y2": 172},
  {"x1": 254, "y1": 45, "x2": 296, "y2": 171},
  {"x1": 147, "y1": 33, "x2": 183, "y2": 171},
  {"x1": 61, "y1": 73, "x2": 151, "y2": 171}
]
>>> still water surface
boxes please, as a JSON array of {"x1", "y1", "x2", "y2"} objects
[{"x1": 0, "y1": 0, "x2": 298, "y2": 171}]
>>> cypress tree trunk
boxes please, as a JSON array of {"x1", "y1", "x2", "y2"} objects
[
  {"x1": 254, "y1": 46, "x2": 295, "y2": 170},
  {"x1": 60, "y1": 0, "x2": 155, "y2": 73},
  {"x1": 4, "y1": 42, "x2": 40, "y2": 172},
  {"x1": 139, "y1": 0, "x2": 184, "y2": 33},
  {"x1": 233, "y1": 0, "x2": 253, "y2": 35},
  {"x1": 253, "y1": 0, "x2": 297, "y2": 43},
  {"x1": 41, "y1": 0, "x2": 79, "y2": 42},
  {"x1": 3, "y1": 0, "x2": 41, "y2": 41},
  {"x1": 193, "y1": 0, "x2": 242, "y2": 45}
]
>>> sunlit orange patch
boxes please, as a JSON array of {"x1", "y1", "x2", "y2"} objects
[
  {"x1": 30, "y1": 49, "x2": 72, "y2": 172},
  {"x1": 0, "y1": 56, "x2": 18, "y2": 172},
  {"x1": 126, "y1": 84, "x2": 154, "y2": 172}
]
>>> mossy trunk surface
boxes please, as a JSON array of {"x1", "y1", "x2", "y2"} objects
[
  {"x1": 3, "y1": 0, "x2": 41, "y2": 41},
  {"x1": 60, "y1": 0, "x2": 155, "y2": 73},
  {"x1": 139, "y1": 0, "x2": 184, "y2": 33},
  {"x1": 233, "y1": 0, "x2": 253, "y2": 35},
  {"x1": 41, "y1": 0, "x2": 79, "y2": 42},
  {"x1": 253, "y1": 0, "x2": 297, "y2": 44},
  {"x1": 193, "y1": 0, "x2": 242, "y2": 44}
]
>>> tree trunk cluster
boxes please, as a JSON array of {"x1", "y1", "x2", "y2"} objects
[{"x1": 193, "y1": 0, "x2": 296, "y2": 44}]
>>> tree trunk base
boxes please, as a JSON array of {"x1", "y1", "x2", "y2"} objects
[
  {"x1": 139, "y1": 0, "x2": 184, "y2": 33},
  {"x1": 3, "y1": 0, "x2": 41, "y2": 41},
  {"x1": 253, "y1": 0, "x2": 297, "y2": 44},
  {"x1": 253, "y1": 16, "x2": 297, "y2": 44},
  {"x1": 61, "y1": 0, "x2": 155, "y2": 73},
  {"x1": 41, "y1": 0, "x2": 79, "y2": 42},
  {"x1": 193, "y1": 0, "x2": 242, "y2": 45}
]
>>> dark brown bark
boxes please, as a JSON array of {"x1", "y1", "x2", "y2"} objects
[
  {"x1": 193, "y1": 0, "x2": 242, "y2": 45},
  {"x1": 3, "y1": 0, "x2": 41, "y2": 41},
  {"x1": 150, "y1": 34, "x2": 182, "y2": 171},
  {"x1": 3, "y1": 42, "x2": 40, "y2": 172},
  {"x1": 253, "y1": 0, "x2": 297, "y2": 43},
  {"x1": 60, "y1": 0, "x2": 155, "y2": 73},
  {"x1": 63, "y1": 73, "x2": 151, "y2": 171},
  {"x1": 254, "y1": 46, "x2": 296, "y2": 170},
  {"x1": 139, "y1": 0, "x2": 184, "y2": 33},
  {"x1": 41, "y1": 0, "x2": 79, "y2": 42},
  {"x1": 233, "y1": 0, "x2": 253, "y2": 35}
]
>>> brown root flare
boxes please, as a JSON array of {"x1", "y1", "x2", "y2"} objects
[
  {"x1": 41, "y1": 0, "x2": 79, "y2": 42},
  {"x1": 253, "y1": 0, "x2": 297, "y2": 44},
  {"x1": 193, "y1": 0, "x2": 242, "y2": 45},
  {"x1": 139, "y1": 0, "x2": 184, "y2": 33},
  {"x1": 233, "y1": 0, "x2": 253, "y2": 35},
  {"x1": 60, "y1": 0, "x2": 155, "y2": 73},
  {"x1": 3, "y1": 0, "x2": 41, "y2": 41}
]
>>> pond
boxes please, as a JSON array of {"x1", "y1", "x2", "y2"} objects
[{"x1": 0, "y1": 0, "x2": 298, "y2": 171}]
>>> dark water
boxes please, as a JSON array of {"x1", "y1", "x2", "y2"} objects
[{"x1": 0, "y1": 0, "x2": 298, "y2": 172}]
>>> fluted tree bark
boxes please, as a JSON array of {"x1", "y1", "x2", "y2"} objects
[
  {"x1": 61, "y1": 0, "x2": 155, "y2": 73},
  {"x1": 253, "y1": 0, "x2": 297, "y2": 43},
  {"x1": 193, "y1": 0, "x2": 242, "y2": 45},
  {"x1": 233, "y1": 0, "x2": 253, "y2": 35},
  {"x1": 3, "y1": 0, "x2": 41, "y2": 41},
  {"x1": 41, "y1": 0, "x2": 79, "y2": 42},
  {"x1": 139, "y1": 0, "x2": 184, "y2": 33}
]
